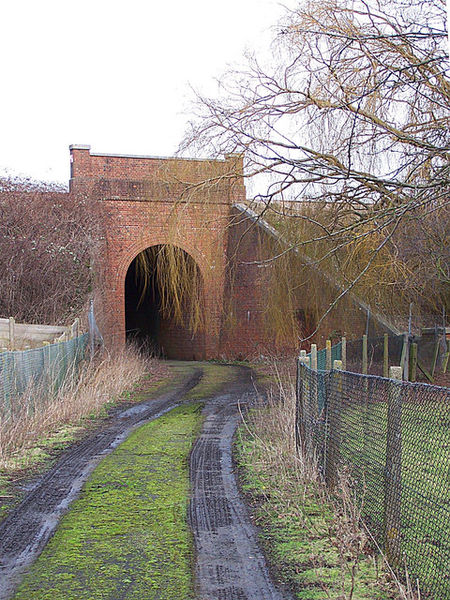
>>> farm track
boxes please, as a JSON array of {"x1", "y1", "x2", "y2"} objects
[{"x1": 0, "y1": 364, "x2": 291, "y2": 600}]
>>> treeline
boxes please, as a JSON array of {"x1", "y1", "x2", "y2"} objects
[{"x1": 0, "y1": 178, "x2": 102, "y2": 325}]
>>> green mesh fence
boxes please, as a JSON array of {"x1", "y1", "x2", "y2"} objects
[
  {"x1": 314, "y1": 341, "x2": 342, "y2": 371},
  {"x1": 296, "y1": 361, "x2": 450, "y2": 599},
  {"x1": 0, "y1": 334, "x2": 88, "y2": 419}
]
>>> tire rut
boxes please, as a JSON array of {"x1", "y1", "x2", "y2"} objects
[
  {"x1": 0, "y1": 369, "x2": 202, "y2": 600},
  {"x1": 189, "y1": 368, "x2": 292, "y2": 600}
]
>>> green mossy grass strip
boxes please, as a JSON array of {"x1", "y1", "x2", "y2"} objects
[
  {"x1": 167, "y1": 361, "x2": 240, "y2": 401},
  {"x1": 235, "y1": 427, "x2": 393, "y2": 600},
  {"x1": 13, "y1": 403, "x2": 204, "y2": 600}
]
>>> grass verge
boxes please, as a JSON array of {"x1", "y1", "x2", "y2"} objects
[
  {"x1": 235, "y1": 373, "x2": 399, "y2": 600},
  {"x1": 12, "y1": 402, "x2": 204, "y2": 600}
]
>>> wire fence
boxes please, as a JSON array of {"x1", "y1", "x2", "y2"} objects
[
  {"x1": 313, "y1": 330, "x2": 449, "y2": 385},
  {"x1": 0, "y1": 334, "x2": 88, "y2": 420},
  {"x1": 296, "y1": 361, "x2": 450, "y2": 600},
  {"x1": 346, "y1": 334, "x2": 404, "y2": 376}
]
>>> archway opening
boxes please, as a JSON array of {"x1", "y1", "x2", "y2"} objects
[{"x1": 124, "y1": 244, "x2": 205, "y2": 360}]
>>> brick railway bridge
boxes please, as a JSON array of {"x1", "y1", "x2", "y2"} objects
[{"x1": 70, "y1": 145, "x2": 388, "y2": 360}]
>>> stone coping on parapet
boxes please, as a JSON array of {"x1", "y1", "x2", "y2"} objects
[{"x1": 69, "y1": 145, "x2": 229, "y2": 163}]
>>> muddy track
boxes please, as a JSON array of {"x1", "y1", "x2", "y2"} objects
[
  {"x1": 189, "y1": 367, "x2": 292, "y2": 600},
  {"x1": 0, "y1": 369, "x2": 202, "y2": 600}
]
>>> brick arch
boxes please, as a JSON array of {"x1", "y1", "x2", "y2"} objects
[
  {"x1": 123, "y1": 241, "x2": 206, "y2": 360},
  {"x1": 117, "y1": 236, "x2": 209, "y2": 292}
]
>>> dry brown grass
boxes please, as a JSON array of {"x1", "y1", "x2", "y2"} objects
[{"x1": 0, "y1": 345, "x2": 163, "y2": 471}]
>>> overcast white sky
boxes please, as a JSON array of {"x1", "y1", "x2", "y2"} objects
[{"x1": 0, "y1": 0, "x2": 297, "y2": 186}]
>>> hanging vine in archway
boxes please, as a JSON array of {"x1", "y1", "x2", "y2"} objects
[{"x1": 134, "y1": 245, "x2": 204, "y2": 334}]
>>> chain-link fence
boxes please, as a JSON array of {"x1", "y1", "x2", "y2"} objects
[
  {"x1": 316, "y1": 332, "x2": 448, "y2": 385},
  {"x1": 296, "y1": 362, "x2": 449, "y2": 600},
  {"x1": 0, "y1": 334, "x2": 88, "y2": 419}
]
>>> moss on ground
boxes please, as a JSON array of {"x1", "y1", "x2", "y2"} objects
[
  {"x1": 167, "y1": 361, "x2": 240, "y2": 400},
  {"x1": 235, "y1": 427, "x2": 395, "y2": 600},
  {"x1": 12, "y1": 403, "x2": 204, "y2": 600}
]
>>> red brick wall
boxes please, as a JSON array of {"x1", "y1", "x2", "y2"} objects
[{"x1": 219, "y1": 206, "x2": 393, "y2": 359}]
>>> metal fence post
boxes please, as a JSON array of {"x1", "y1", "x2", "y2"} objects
[{"x1": 384, "y1": 366, "x2": 403, "y2": 567}]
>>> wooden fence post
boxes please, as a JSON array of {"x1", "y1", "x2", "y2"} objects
[
  {"x1": 8, "y1": 317, "x2": 15, "y2": 351},
  {"x1": 430, "y1": 339, "x2": 440, "y2": 378},
  {"x1": 384, "y1": 366, "x2": 403, "y2": 567},
  {"x1": 296, "y1": 355, "x2": 310, "y2": 456},
  {"x1": 325, "y1": 360, "x2": 343, "y2": 489},
  {"x1": 409, "y1": 343, "x2": 418, "y2": 382},
  {"x1": 70, "y1": 318, "x2": 80, "y2": 339},
  {"x1": 400, "y1": 333, "x2": 409, "y2": 381},
  {"x1": 341, "y1": 337, "x2": 346, "y2": 371},
  {"x1": 295, "y1": 357, "x2": 301, "y2": 454},
  {"x1": 362, "y1": 334, "x2": 368, "y2": 374},
  {"x1": 311, "y1": 344, "x2": 318, "y2": 371},
  {"x1": 326, "y1": 339, "x2": 332, "y2": 370},
  {"x1": 383, "y1": 333, "x2": 389, "y2": 378},
  {"x1": 443, "y1": 339, "x2": 449, "y2": 374}
]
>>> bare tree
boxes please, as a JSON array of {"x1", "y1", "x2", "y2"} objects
[{"x1": 182, "y1": 0, "x2": 449, "y2": 329}]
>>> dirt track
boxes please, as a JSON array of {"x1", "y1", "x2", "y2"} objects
[
  {"x1": 189, "y1": 370, "x2": 291, "y2": 600},
  {"x1": 0, "y1": 365, "x2": 291, "y2": 600}
]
